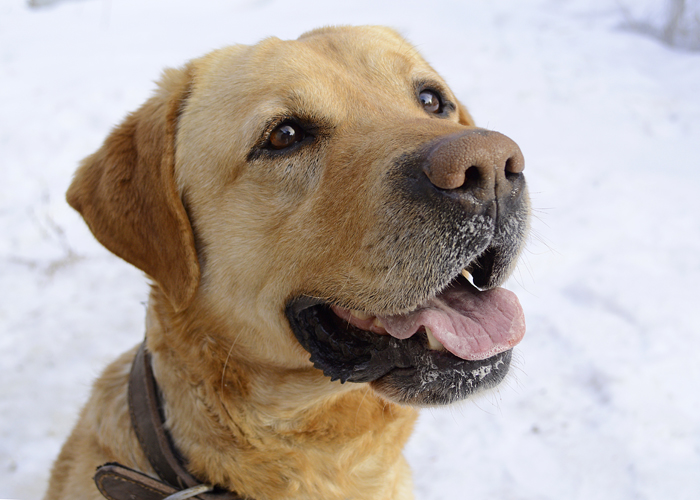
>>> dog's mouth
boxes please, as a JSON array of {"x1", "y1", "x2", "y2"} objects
[{"x1": 285, "y1": 267, "x2": 525, "y2": 405}]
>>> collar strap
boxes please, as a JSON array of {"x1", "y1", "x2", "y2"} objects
[{"x1": 94, "y1": 342, "x2": 242, "y2": 500}]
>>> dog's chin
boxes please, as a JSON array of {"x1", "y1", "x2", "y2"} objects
[
  {"x1": 284, "y1": 268, "x2": 523, "y2": 406},
  {"x1": 369, "y1": 350, "x2": 511, "y2": 406}
]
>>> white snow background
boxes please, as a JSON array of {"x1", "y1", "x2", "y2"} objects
[{"x1": 1, "y1": 0, "x2": 699, "y2": 499}]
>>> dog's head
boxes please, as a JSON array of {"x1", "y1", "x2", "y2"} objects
[{"x1": 67, "y1": 26, "x2": 529, "y2": 407}]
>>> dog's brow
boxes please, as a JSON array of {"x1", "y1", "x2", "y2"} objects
[
  {"x1": 265, "y1": 88, "x2": 337, "y2": 129},
  {"x1": 285, "y1": 90, "x2": 340, "y2": 125}
]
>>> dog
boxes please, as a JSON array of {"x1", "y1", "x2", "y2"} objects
[{"x1": 45, "y1": 26, "x2": 529, "y2": 500}]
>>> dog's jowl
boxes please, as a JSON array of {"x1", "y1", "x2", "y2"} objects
[{"x1": 46, "y1": 26, "x2": 529, "y2": 500}]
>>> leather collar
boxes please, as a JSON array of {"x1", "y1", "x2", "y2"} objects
[{"x1": 94, "y1": 342, "x2": 243, "y2": 500}]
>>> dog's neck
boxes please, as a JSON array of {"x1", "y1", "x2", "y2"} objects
[{"x1": 142, "y1": 289, "x2": 418, "y2": 499}]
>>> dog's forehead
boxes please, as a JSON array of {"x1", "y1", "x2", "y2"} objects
[
  {"x1": 295, "y1": 26, "x2": 425, "y2": 75},
  {"x1": 268, "y1": 26, "x2": 435, "y2": 79},
  {"x1": 193, "y1": 27, "x2": 446, "y2": 123}
]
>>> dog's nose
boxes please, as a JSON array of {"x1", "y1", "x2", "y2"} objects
[{"x1": 423, "y1": 129, "x2": 524, "y2": 201}]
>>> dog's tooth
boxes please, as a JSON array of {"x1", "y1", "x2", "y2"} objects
[
  {"x1": 350, "y1": 309, "x2": 372, "y2": 321},
  {"x1": 373, "y1": 318, "x2": 385, "y2": 329},
  {"x1": 461, "y1": 269, "x2": 484, "y2": 291},
  {"x1": 425, "y1": 327, "x2": 446, "y2": 351}
]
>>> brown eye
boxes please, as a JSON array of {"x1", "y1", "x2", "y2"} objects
[
  {"x1": 269, "y1": 122, "x2": 305, "y2": 149},
  {"x1": 419, "y1": 89, "x2": 442, "y2": 114}
]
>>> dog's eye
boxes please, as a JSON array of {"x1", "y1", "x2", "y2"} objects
[
  {"x1": 419, "y1": 89, "x2": 442, "y2": 114},
  {"x1": 269, "y1": 122, "x2": 305, "y2": 150}
]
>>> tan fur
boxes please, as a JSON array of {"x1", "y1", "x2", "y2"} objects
[{"x1": 47, "y1": 26, "x2": 487, "y2": 500}]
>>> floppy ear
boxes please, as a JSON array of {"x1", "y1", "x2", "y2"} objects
[
  {"x1": 456, "y1": 100, "x2": 476, "y2": 127},
  {"x1": 66, "y1": 66, "x2": 199, "y2": 312}
]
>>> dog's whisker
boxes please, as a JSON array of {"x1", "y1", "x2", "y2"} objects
[{"x1": 220, "y1": 333, "x2": 242, "y2": 396}]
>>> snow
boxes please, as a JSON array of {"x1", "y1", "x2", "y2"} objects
[{"x1": 1, "y1": 0, "x2": 699, "y2": 499}]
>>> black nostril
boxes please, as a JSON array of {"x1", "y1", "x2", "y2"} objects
[
  {"x1": 462, "y1": 165, "x2": 481, "y2": 189},
  {"x1": 505, "y1": 157, "x2": 518, "y2": 180}
]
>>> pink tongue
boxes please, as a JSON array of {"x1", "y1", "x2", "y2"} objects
[{"x1": 380, "y1": 286, "x2": 525, "y2": 361}]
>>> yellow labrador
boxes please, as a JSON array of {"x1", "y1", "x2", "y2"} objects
[{"x1": 46, "y1": 26, "x2": 529, "y2": 500}]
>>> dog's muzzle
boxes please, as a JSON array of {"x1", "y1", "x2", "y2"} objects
[{"x1": 285, "y1": 128, "x2": 529, "y2": 406}]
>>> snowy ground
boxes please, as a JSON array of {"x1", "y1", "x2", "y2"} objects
[{"x1": 2, "y1": 0, "x2": 699, "y2": 499}]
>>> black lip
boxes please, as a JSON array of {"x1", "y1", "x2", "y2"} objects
[{"x1": 285, "y1": 295, "x2": 512, "y2": 405}]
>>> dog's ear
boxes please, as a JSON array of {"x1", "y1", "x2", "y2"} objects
[
  {"x1": 456, "y1": 100, "x2": 476, "y2": 127},
  {"x1": 66, "y1": 66, "x2": 199, "y2": 312}
]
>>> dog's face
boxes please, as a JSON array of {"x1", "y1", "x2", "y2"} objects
[
  {"x1": 69, "y1": 26, "x2": 529, "y2": 407},
  {"x1": 174, "y1": 26, "x2": 529, "y2": 405}
]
